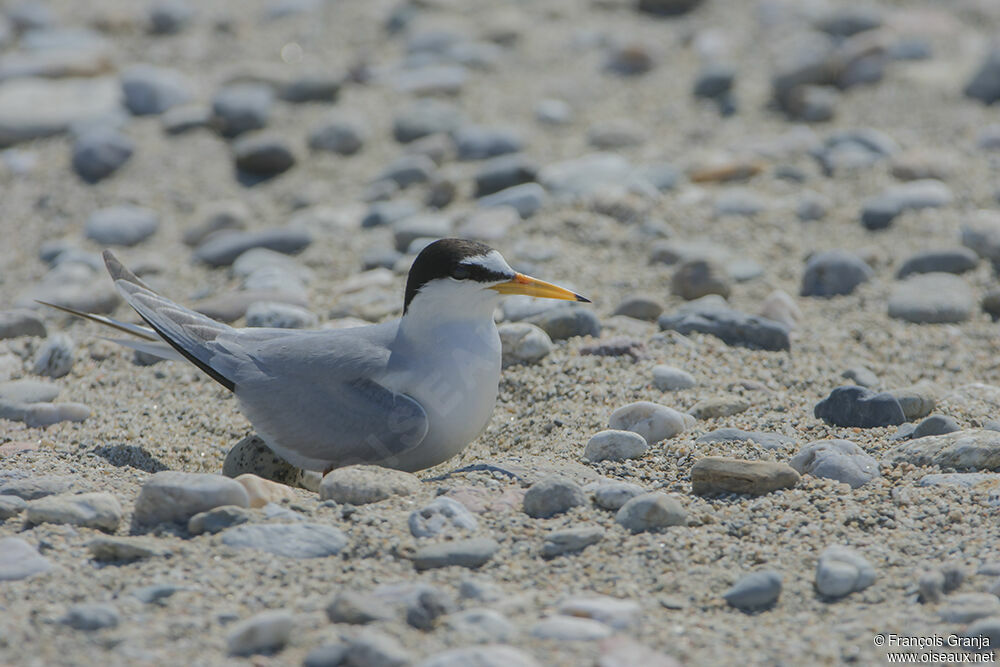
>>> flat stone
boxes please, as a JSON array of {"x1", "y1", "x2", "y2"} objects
[
  {"x1": 522, "y1": 476, "x2": 585, "y2": 518},
  {"x1": 597, "y1": 637, "x2": 683, "y2": 667},
  {"x1": 615, "y1": 492, "x2": 687, "y2": 533},
  {"x1": 227, "y1": 610, "x2": 293, "y2": 656},
  {"x1": 789, "y1": 439, "x2": 879, "y2": 488},
  {"x1": 121, "y1": 64, "x2": 193, "y2": 115},
  {"x1": 307, "y1": 115, "x2": 365, "y2": 155},
  {"x1": 689, "y1": 397, "x2": 749, "y2": 420},
  {"x1": 590, "y1": 481, "x2": 646, "y2": 510},
  {"x1": 419, "y1": 644, "x2": 534, "y2": 667},
  {"x1": 61, "y1": 603, "x2": 120, "y2": 631},
  {"x1": 723, "y1": 570, "x2": 782, "y2": 610},
  {"x1": 193, "y1": 228, "x2": 312, "y2": 267},
  {"x1": 133, "y1": 471, "x2": 250, "y2": 527},
  {"x1": 526, "y1": 306, "x2": 600, "y2": 340},
  {"x1": 896, "y1": 248, "x2": 979, "y2": 279},
  {"x1": 815, "y1": 545, "x2": 875, "y2": 598},
  {"x1": 319, "y1": 465, "x2": 421, "y2": 505},
  {"x1": 87, "y1": 536, "x2": 168, "y2": 562},
  {"x1": 0, "y1": 495, "x2": 26, "y2": 519},
  {"x1": 409, "y1": 497, "x2": 478, "y2": 538},
  {"x1": 614, "y1": 296, "x2": 663, "y2": 321},
  {"x1": 801, "y1": 250, "x2": 873, "y2": 297},
  {"x1": 193, "y1": 289, "x2": 307, "y2": 323},
  {"x1": 232, "y1": 131, "x2": 296, "y2": 175},
  {"x1": 814, "y1": 386, "x2": 906, "y2": 428},
  {"x1": 887, "y1": 383, "x2": 936, "y2": 420},
  {"x1": 85, "y1": 205, "x2": 159, "y2": 246},
  {"x1": 672, "y1": 258, "x2": 731, "y2": 300},
  {"x1": 939, "y1": 593, "x2": 1000, "y2": 624},
  {"x1": 0, "y1": 77, "x2": 120, "y2": 147},
  {"x1": 652, "y1": 365, "x2": 696, "y2": 391},
  {"x1": 0, "y1": 379, "x2": 59, "y2": 404},
  {"x1": 965, "y1": 47, "x2": 1000, "y2": 105},
  {"x1": 0, "y1": 309, "x2": 46, "y2": 338},
  {"x1": 539, "y1": 153, "x2": 635, "y2": 198},
  {"x1": 211, "y1": 83, "x2": 273, "y2": 137},
  {"x1": 25, "y1": 492, "x2": 122, "y2": 532},
  {"x1": 558, "y1": 595, "x2": 639, "y2": 630},
  {"x1": 221, "y1": 523, "x2": 348, "y2": 558},
  {"x1": 0, "y1": 475, "x2": 74, "y2": 500},
  {"x1": 478, "y1": 183, "x2": 546, "y2": 218},
  {"x1": 658, "y1": 297, "x2": 790, "y2": 351},
  {"x1": 888, "y1": 273, "x2": 975, "y2": 324},
  {"x1": 474, "y1": 153, "x2": 536, "y2": 197},
  {"x1": 691, "y1": 457, "x2": 799, "y2": 496},
  {"x1": 917, "y1": 473, "x2": 1000, "y2": 490},
  {"x1": 531, "y1": 616, "x2": 613, "y2": 641},
  {"x1": 542, "y1": 525, "x2": 605, "y2": 558},
  {"x1": 584, "y1": 430, "x2": 648, "y2": 463},
  {"x1": 72, "y1": 128, "x2": 133, "y2": 183},
  {"x1": 393, "y1": 99, "x2": 463, "y2": 143},
  {"x1": 911, "y1": 414, "x2": 960, "y2": 439},
  {"x1": 412, "y1": 537, "x2": 499, "y2": 570},
  {"x1": 0, "y1": 537, "x2": 51, "y2": 580},
  {"x1": 609, "y1": 401, "x2": 692, "y2": 444},
  {"x1": 695, "y1": 428, "x2": 794, "y2": 451},
  {"x1": 187, "y1": 505, "x2": 252, "y2": 536},
  {"x1": 326, "y1": 591, "x2": 393, "y2": 624},
  {"x1": 885, "y1": 429, "x2": 1000, "y2": 471}
]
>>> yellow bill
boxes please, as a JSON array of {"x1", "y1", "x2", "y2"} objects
[{"x1": 490, "y1": 273, "x2": 590, "y2": 302}]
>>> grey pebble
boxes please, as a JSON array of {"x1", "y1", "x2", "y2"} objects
[
  {"x1": 279, "y1": 73, "x2": 341, "y2": 103},
  {"x1": 861, "y1": 180, "x2": 953, "y2": 230},
  {"x1": 590, "y1": 480, "x2": 645, "y2": 510},
  {"x1": 542, "y1": 525, "x2": 605, "y2": 558},
  {"x1": 245, "y1": 301, "x2": 317, "y2": 329},
  {"x1": 658, "y1": 296, "x2": 791, "y2": 351},
  {"x1": 412, "y1": 537, "x2": 499, "y2": 570},
  {"x1": 587, "y1": 120, "x2": 646, "y2": 149},
  {"x1": 393, "y1": 99, "x2": 463, "y2": 143},
  {"x1": 376, "y1": 154, "x2": 436, "y2": 189},
  {"x1": 609, "y1": 401, "x2": 691, "y2": 444},
  {"x1": 815, "y1": 545, "x2": 875, "y2": 599},
  {"x1": 689, "y1": 396, "x2": 749, "y2": 420},
  {"x1": 340, "y1": 631, "x2": 410, "y2": 667},
  {"x1": 498, "y1": 322, "x2": 553, "y2": 365},
  {"x1": 911, "y1": 414, "x2": 960, "y2": 439},
  {"x1": 474, "y1": 153, "x2": 537, "y2": 197},
  {"x1": 539, "y1": 153, "x2": 634, "y2": 198},
  {"x1": 227, "y1": 610, "x2": 293, "y2": 656},
  {"x1": 939, "y1": 593, "x2": 1000, "y2": 623},
  {"x1": 162, "y1": 104, "x2": 211, "y2": 134},
  {"x1": 723, "y1": 570, "x2": 782, "y2": 610},
  {"x1": 918, "y1": 472, "x2": 1000, "y2": 489},
  {"x1": 841, "y1": 366, "x2": 878, "y2": 388},
  {"x1": 796, "y1": 192, "x2": 828, "y2": 221},
  {"x1": 672, "y1": 259, "x2": 731, "y2": 300},
  {"x1": 965, "y1": 618, "x2": 1000, "y2": 652},
  {"x1": 20, "y1": 402, "x2": 89, "y2": 427},
  {"x1": 789, "y1": 439, "x2": 879, "y2": 488},
  {"x1": 362, "y1": 199, "x2": 419, "y2": 229},
  {"x1": 887, "y1": 384, "x2": 936, "y2": 421},
  {"x1": 121, "y1": 64, "x2": 193, "y2": 116},
  {"x1": 442, "y1": 611, "x2": 517, "y2": 644},
  {"x1": 325, "y1": 591, "x2": 393, "y2": 624},
  {"x1": 0, "y1": 475, "x2": 75, "y2": 500},
  {"x1": 211, "y1": 83, "x2": 273, "y2": 137},
  {"x1": 308, "y1": 116, "x2": 365, "y2": 155},
  {"x1": 406, "y1": 587, "x2": 454, "y2": 630},
  {"x1": 696, "y1": 428, "x2": 794, "y2": 451},
  {"x1": 888, "y1": 273, "x2": 975, "y2": 324},
  {"x1": 896, "y1": 248, "x2": 978, "y2": 279},
  {"x1": 918, "y1": 569, "x2": 944, "y2": 603},
  {"x1": 60, "y1": 603, "x2": 120, "y2": 631},
  {"x1": 221, "y1": 523, "x2": 348, "y2": 558},
  {"x1": 965, "y1": 47, "x2": 1000, "y2": 105},
  {"x1": 454, "y1": 125, "x2": 521, "y2": 161},
  {"x1": 187, "y1": 505, "x2": 252, "y2": 535},
  {"x1": 613, "y1": 296, "x2": 663, "y2": 321},
  {"x1": 690, "y1": 457, "x2": 799, "y2": 496},
  {"x1": 88, "y1": 536, "x2": 169, "y2": 562},
  {"x1": 393, "y1": 214, "x2": 452, "y2": 252},
  {"x1": 393, "y1": 64, "x2": 467, "y2": 96},
  {"x1": 527, "y1": 306, "x2": 600, "y2": 340},
  {"x1": 31, "y1": 333, "x2": 74, "y2": 378},
  {"x1": 584, "y1": 430, "x2": 648, "y2": 463},
  {"x1": 535, "y1": 98, "x2": 573, "y2": 125},
  {"x1": 559, "y1": 595, "x2": 639, "y2": 629},
  {"x1": 409, "y1": 496, "x2": 478, "y2": 538},
  {"x1": 800, "y1": 250, "x2": 872, "y2": 297},
  {"x1": 25, "y1": 491, "x2": 122, "y2": 532},
  {"x1": 232, "y1": 131, "x2": 296, "y2": 176},
  {"x1": 0, "y1": 379, "x2": 59, "y2": 404},
  {"x1": 148, "y1": 0, "x2": 194, "y2": 35},
  {"x1": 0, "y1": 495, "x2": 27, "y2": 520},
  {"x1": 134, "y1": 471, "x2": 250, "y2": 526},
  {"x1": 0, "y1": 536, "x2": 51, "y2": 581},
  {"x1": 194, "y1": 228, "x2": 311, "y2": 267},
  {"x1": 814, "y1": 386, "x2": 905, "y2": 428},
  {"x1": 319, "y1": 465, "x2": 421, "y2": 505},
  {"x1": 714, "y1": 189, "x2": 767, "y2": 217},
  {"x1": 615, "y1": 492, "x2": 687, "y2": 533},
  {"x1": 0, "y1": 309, "x2": 46, "y2": 339},
  {"x1": 530, "y1": 616, "x2": 613, "y2": 641},
  {"x1": 72, "y1": 128, "x2": 133, "y2": 183},
  {"x1": 85, "y1": 205, "x2": 159, "y2": 247},
  {"x1": 477, "y1": 183, "x2": 546, "y2": 218},
  {"x1": 523, "y1": 476, "x2": 585, "y2": 518},
  {"x1": 132, "y1": 583, "x2": 187, "y2": 604}
]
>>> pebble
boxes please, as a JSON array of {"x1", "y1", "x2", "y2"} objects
[
  {"x1": 133, "y1": 471, "x2": 250, "y2": 527},
  {"x1": 658, "y1": 297, "x2": 791, "y2": 351},
  {"x1": 814, "y1": 386, "x2": 905, "y2": 428},
  {"x1": 690, "y1": 457, "x2": 799, "y2": 496},
  {"x1": 888, "y1": 273, "x2": 975, "y2": 324},
  {"x1": 887, "y1": 383, "x2": 936, "y2": 420},
  {"x1": 474, "y1": 153, "x2": 537, "y2": 197},
  {"x1": 0, "y1": 475, "x2": 75, "y2": 500},
  {"x1": 689, "y1": 397, "x2": 749, "y2": 420},
  {"x1": 965, "y1": 47, "x2": 1000, "y2": 105},
  {"x1": 522, "y1": 476, "x2": 585, "y2": 518},
  {"x1": 319, "y1": 465, "x2": 421, "y2": 505},
  {"x1": 454, "y1": 125, "x2": 522, "y2": 160},
  {"x1": 456, "y1": 206, "x2": 520, "y2": 241},
  {"x1": 615, "y1": 492, "x2": 687, "y2": 533},
  {"x1": 161, "y1": 104, "x2": 210, "y2": 134},
  {"x1": 0, "y1": 309, "x2": 46, "y2": 338},
  {"x1": 695, "y1": 428, "x2": 794, "y2": 451},
  {"x1": 815, "y1": 545, "x2": 875, "y2": 598},
  {"x1": 245, "y1": 301, "x2": 317, "y2": 329},
  {"x1": 148, "y1": 0, "x2": 194, "y2": 35},
  {"x1": 964, "y1": 618, "x2": 1000, "y2": 651},
  {"x1": 693, "y1": 63, "x2": 735, "y2": 98},
  {"x1": 441, "y1": 610, "x2": 516, "y2": 644},
  {"x1": 861, "y1": 180, "x2": 953, "y2": 230},
  {"x1": 841, "y1": 366, "x2": 878, "y2": 388},
  {"x1": 584, "y1": 430, "x2": 648, "y2": 463},
  {"x1": 918, "y1": 569, "x2": 945, "y2": 603},
  {"x1": 211, "y1": 83, "x2": 273, "y2": 137},
  {"x1": 542, "y1": 525, "x2": 605, "y2": 558},
  {"x1": 85, "y1": 205, "x2": 159, "y2": 246},
  {"x1": 606, "y1": 41, "x2": 657, "y2": 76},
  {"x1": 326, "y1": 591, "x2": 393, "y2": 624},
  {"x1": 72, "y1": 127, "x2": 133, "y2": 183},
  {"x1": 917, "y1": 472, "x2": 1000, "y2": 490},
  {"x1": 609, "y1": 401, "x2": 691, "y2": 444},
  {"x1": 421, "y1": 645, "x2": 537, "y2": 667},
  {"x1": 393, "y1": 214, "x2": 452, "y2": 251},
  {"x1": 477, "y1": 183, "x2": 546, "y2": 218},
  {"x1": 31, "y1": 333, "x2": 74, "y2": 378},
  {"x1": 758, "y1": 290, "x2": 801, "y2": 330},
  {"x1": 714, "y1": 189, "x2": 767, "y2": 217},
  {"x1": 796, "y1": 192, "x2": 828, "y2": 221},
  {"x1": 234, "y1": 473, "x2": 296, "y2": 508},
  {"x1": 526, "y1": 306, "x2": 600, "y2": 340},
  {"x1": 61, "y1": 603, "x2": 120, "y2": 631},
  {"x1": 393, "y1": 64, "x2": 467, "y2": 96},
  {"x1": 0, "y1": 536, "x2": 51, "y2": 580},
  {"x1": 0, "y1": 495, "x2": 26, "y2": 519},
  {"x1": 587, "y1": 120, "x2": 646, "y2": 149},
  {"x1": 193, "y1": 228, "x2": 311, "y2": 267},
  {"x1": 0, "y1": 77, "x2": 121, "y2": 146},
  {"x1": 393, "y1": 99, "x2": 463, "y2": 143},
  {"x1": 816, "y1": 6, "x2": 882, "y2": 36},
  {"x1": 232, "y1": 131, "x2": 296, "y2": 176},
  {"x1": 406, "y1": 586, "x2": 454, "y2": 630},
  {"x1": 613, "y1": 296, "x2": 663, "y2": 321},
  {"x1": 132, "y1": 583, "x2": 187, "y2": 604},
  {"x1": 535, "y1": 98, "x2": 573, "y2": 125},
  {"x1": 409, "y1": 497, "x2": 478, "y2": 538},
  {"x1": 279, "y1": 73, "x2": 341, "y2": 103},
  {"x1": 885, "y1": 429, "x2": 1000, "y2": 471},
  {"x1": 308, "y1": 115, "x2": 365, "y2": 155},
  {"x1": 376, "y1": 154, "x2": 435, "y2": 189},
  {"x1": 498, "y1": 322, "x2": 553, "y2": 364},
  {"x1": 800, "y1": 250, "x2": 873, "y2": 297},
  {"x1": 539, "y1": 153, "x2": 635, "y2": 198},
  {"x1": 187, "y1": 505, "x2": 252, "y2": 536},
  {"x1": 671, "y1": 259, "x2": 731, "y2": 300},
  {"x1": 531, "y1": 616, "x2": 613, "y2": 641},
  {"x1": 789, "y1": 439, "x2": 879, "y2": 488},
  {"x1": 559, "y1": 596, "x2": 639, "y2": 630},
  {"x1": 183, "y1": 200, "x2": 249, "y2": 246},
  {"x1": 597, "y1": 638, "x2": 682, "y2": 667},
  {"x1": 938, "y1": 593, "x2": 1000, "y2": 624},
  {"x1": 88, "y1": 536, "x2": 169, "y2": 562},
  {"x1": 911, "y1": 414, "x2": 960, "y2": 439},
  {"x1": 332, "y1": 631, "x2": 409, "y2": 667},
  {"x1": 221, "y1": 523, "x2": 348, "y2": 558},
  {"x1": 25, "y1": 492, "x2": 122, "y2": 532},
  {"x1": 723, "y1": 570, "x2": 782, "y2": 610},
  {"x1": 227, "y1": 610, "x2": 293, "y2": 656},
  {"x1": 590, "y1": 481, "x2": 645, "y2": 510},
  {"x1": 121, "y1": 64, "x2": 193, "y2": 115},
  {"x1": 412, "y1": 537, "x2": 499, "y2": 570},
  {"x1": 19, "y1": 402, "x2": 90, "y2": 428}
]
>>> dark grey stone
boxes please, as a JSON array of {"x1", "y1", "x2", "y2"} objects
[
  {"x1": 897, "y1": 248, "x2": 979, "y2": 279},
  {"x1": 477, "y1": 183, "x2": 546, "y2": 218},
  {"x1": 814, "y1": 386, "x2": 906, "y2": 428},
  {"x1": 800, "y1": 250, "x2": 872, "y2": 297},
  {"x1": 392, "y1": 99, "x2": 463, "y2": 143},
  {"x1": 474, "y1": 153, "x2": 537, "y2": 197},
  {"x1": 211, "y1": 84, "x2": 273, "y2": 137},
  {"x1": 233, "y1": 132, "x2": 296, "y2": 175},
  {"x1": 72, "y1": 128, "x2": 133, "y2": 183},
  {"x1": 193, "y1": 228, "x2": 311, "y2": 267},
  {"x1": 723, "y1": 570, "x2": 782, "y2": 610},
  {"x1": 912, "y1": 414, "x2": 960, "y2": 439},
  {"x1": 527, "y1": 306, "x2": 600, "y2": 340},
  {"x1": 965, "y1": 48, "x2": 1000, "y2": 105},
  {"x1": 412, "y1": 537, "x2": 499, "y2": 570},
  {"x1": 60, "y1": 603, "x2": 120, "y2": 631},
  {"x1": 453, "y1": 125, "x2": 522, "y2": 160},
  {"x1": 658, "y1": 298, "x2": 790, "y2": 351},
  {"x1": 121, "y1": 64, "x2": 193, "y2": 115}
]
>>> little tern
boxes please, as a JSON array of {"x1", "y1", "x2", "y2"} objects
[{"x1": 45, "y1": 239, "x2": 589, "y2": 473}]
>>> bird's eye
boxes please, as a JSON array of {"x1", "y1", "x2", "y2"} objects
[{"x1": 452, "y1": 265, "x2": 471, "y2": 280}]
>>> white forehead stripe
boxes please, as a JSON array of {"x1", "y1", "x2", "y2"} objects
[{"x1": 465, "y1": 250, "x2": 513, "y2": 276}]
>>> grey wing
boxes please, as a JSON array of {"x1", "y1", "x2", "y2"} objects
[{"x1": 229, "y1": 330, "x2": 429, "y2": 469}]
